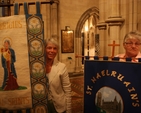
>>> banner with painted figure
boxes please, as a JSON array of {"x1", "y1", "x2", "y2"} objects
[
  {"x1": 84, "y1": 60, "x2": 141, "y2": 113},
  {"x1": 0, "y1": 15, "x2": 32, "y2": 110},
  {"x1": 0, "y1": 2, "x2": 47, "y2": 112}
]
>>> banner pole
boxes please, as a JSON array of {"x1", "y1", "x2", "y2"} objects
[{"x1": 0, "y1": 1, "x2": 54, "y2": 7}]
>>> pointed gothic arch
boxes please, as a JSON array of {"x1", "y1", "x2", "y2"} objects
[
  {"x1": 75, "y1": 6, "x2": 99, "y2": 38},
  {"x1": 75, "y1": 6, "x2": 99, "y2": 72}
]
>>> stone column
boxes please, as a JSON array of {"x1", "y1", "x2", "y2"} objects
[
  {"x1": 105, "y1": 0, "x2": 124, "y2": 57},
  {"x1": 50, "y1": 0, "x2": 59, "y2": 39},
  {"x1": 96, "y1": 0, "x2": 107, "y2": 30},
  {"x1": 75, "y1": 37, "x2": 83, "y2": 72},
  {"x1": 50, "y1": 0, "x2": 59, "y2": 59},
  {"x1": 129, "y1": 0, "x2": 137, "y2": 31},
  {"x1": 96, "y1": 0, "x2": 107, "y2": 57},
  {"x1": 84, "y1": 22, "x2": 89, "y2": 57}
]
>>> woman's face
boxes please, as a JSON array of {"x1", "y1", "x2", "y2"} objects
[
  {"x1": 46, "y1": 42, "x2": 58, "y2": 60},
  {"x1": 4, "y1": 41, "x2": 10, "y2": 49},
  {"x1": 123, "y1": 38, "x2": 141, "y2": 57}
]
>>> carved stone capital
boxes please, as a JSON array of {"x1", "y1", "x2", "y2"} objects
[
  {"x1": 96, "y1": 22, "x2": 107, "y2": 30},
  {"x1": 105, "y1": 17, "x2": 125, "y2": 26}
]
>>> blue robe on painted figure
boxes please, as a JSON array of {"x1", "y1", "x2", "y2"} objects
[{"x1": 1, "y1": 48, "x2": 19, "y2": 90}]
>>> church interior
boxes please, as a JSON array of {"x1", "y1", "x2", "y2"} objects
[
  {"x1": 0, "y1": 0, "x2": 141, "y2": 113},
  {"x1": 1, "y1": 0, "x2": 141, "y2": 73}
]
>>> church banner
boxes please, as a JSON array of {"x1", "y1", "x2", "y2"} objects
[
  {"x1": 0, "y1": 2, "x2": 48, "y2": 112},
  {"x1": 0, "y1": 15, "x2": 32, "y2": 110},
  {"x1": 84, "y1": 60, "x2": 141, "y2": 113},
  {"x1": 24, "y1": 2, "x2": 48, "y2": 112}
]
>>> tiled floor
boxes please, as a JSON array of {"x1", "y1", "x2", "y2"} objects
[{"x1": 70, "y1": 75, "x2": 84, "y2": 113}]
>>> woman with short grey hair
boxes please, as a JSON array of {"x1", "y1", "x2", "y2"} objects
[{"x1": 116, "y1": 31, "x2": 141, "y2": 62}]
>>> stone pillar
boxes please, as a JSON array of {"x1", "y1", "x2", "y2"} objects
[
  {"x1": 105, "y1": 0, "x2": 124, "y2": 57},
  {"x1": 75, "y1": 37, "x2": 83, "y2": 72},
  {"x1": 96, "y1": 0, "x2": 107, "y2": 30},
  {"x1": 50, "y1": 0, "x2": 59, "y2": 59},
  {"x1": 129, "y1": 0, "x2": 137, "y2": 31},
  {"x1": 83, "y1": 21, "x2": 88, "y2": 57},
  {"x1": 75, "y1": 24, "x2": 85, "y2": 72},
  {"x1": 96, "y1": 0, "x2": 107, "y2": 57},
  {"x1": 50, "y1": 0, "x2": 59, "y2": 39}
]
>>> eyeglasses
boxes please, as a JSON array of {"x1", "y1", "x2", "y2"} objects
[{"x1": 125, "y1": 42, "x2": 141, "y2": 46}]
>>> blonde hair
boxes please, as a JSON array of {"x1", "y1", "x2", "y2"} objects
[{"x1": 45, "y1": 38, "x2": 59, "y2": 49}]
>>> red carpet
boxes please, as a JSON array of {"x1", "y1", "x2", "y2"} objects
[{"x1": 70, "y1": 75, "x2": 84, "y2": 113}]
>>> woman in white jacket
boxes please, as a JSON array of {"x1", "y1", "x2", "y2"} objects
[{"x1": 45, "y1": 38, "x2": 71, "y2": 113}]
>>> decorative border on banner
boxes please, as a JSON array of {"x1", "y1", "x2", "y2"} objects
[
  {"x1": 24, "y1": 2, "x2": 48, "y2": 112},
  {"x1": 26, "y1": 14, "x2": 48, "y2": 112}
]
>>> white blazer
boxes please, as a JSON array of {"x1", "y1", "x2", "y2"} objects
[{"x1": 47, "y1": 59, "x2": 71, "y2": 113}]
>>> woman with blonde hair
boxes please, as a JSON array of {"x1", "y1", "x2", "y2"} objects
[{"x1": 45, "y1": 38, "x2": 71, "y2": 113}]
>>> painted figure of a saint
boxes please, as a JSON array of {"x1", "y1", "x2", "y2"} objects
[{"x1": 1, "y1": 40, "x2": 19, "y2": 90}]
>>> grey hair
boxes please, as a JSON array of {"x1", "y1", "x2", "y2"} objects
[
  {"x1": 45, "y1": 38, "x2": 59, "y2": 49},
  {"x1": 123, "y1": 31, "x2": 141, "y2": 43}
]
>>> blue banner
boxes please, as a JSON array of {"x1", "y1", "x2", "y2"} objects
[{"x1": 84, "y1": 60, "x2": 141, "y2": 113}]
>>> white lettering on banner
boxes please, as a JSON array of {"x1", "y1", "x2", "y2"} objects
[
  {"x1": 87, "y1": 69, "x2": 140, "y2": 107},
  {"x1": 0, "y1": 97, "x2": 30, "y2": 105},
  {"x1": 8, "y1": 97, "x2": 30, "y2": 105},
  {"x1": 0, "y1": 21, "x2": 23, "y2": 30}
]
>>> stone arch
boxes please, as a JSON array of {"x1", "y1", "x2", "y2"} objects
[
  {"x1": 75, "y1": 7, "x2": 99, "y2": 38},
  {"x1": 75, "y1": 6, "x2": 99, "y2": 72}
]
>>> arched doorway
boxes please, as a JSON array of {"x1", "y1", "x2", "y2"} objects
[{"x1": 75, "y1": 7, "x2": 99, "y2": 72}]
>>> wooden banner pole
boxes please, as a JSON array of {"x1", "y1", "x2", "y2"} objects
[{"x1": 0, "y1": 1, "x2": 54, "y2": 7}]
